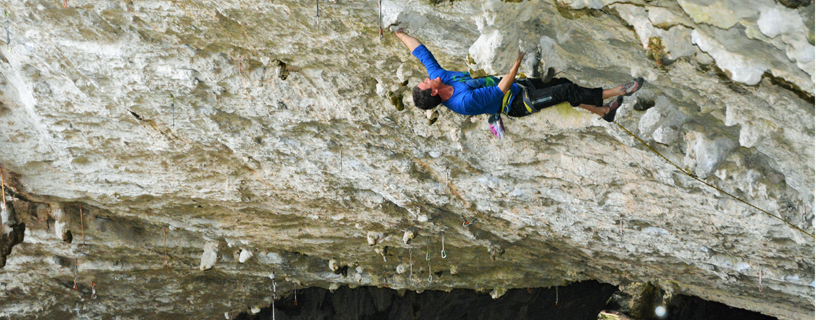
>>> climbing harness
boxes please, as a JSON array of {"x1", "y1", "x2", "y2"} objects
[
  {"x1": 91, "y1": 282, "x2": 97, "y2": 299},
  {"x1": 759, "y1": 269, "x2": 762, "y2": 293},
  {"x1": 163, "y1": 228, "x2": 169, "y2": 269},
  {"x1": 612, "y1": 120, "x2": 815, "y2": 239},
  {"x1": 488, "y1": 113, "x2": 505, "y2": 139},
  {"x1": 79, "y1": 205, "x2": 86, "y2": 247},
  {"x1": 440, "y1": 234, "x2": 446, "y2": 259},
  {"x1": 377, "y1": 0, "x2": 383, "y2": 39},
  {"x1": 169, "y1": 95, "x2": 175, "y2": 128}
]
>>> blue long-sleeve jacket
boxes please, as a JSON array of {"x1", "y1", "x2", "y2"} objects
[{"x1": 412, "y1": 45, "x2": 521, "y2": 115}]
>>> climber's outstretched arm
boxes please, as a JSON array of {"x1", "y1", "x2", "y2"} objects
[
  {"x1": 498, "y1": 50, "x2": 525, "y2": 94},
  {"x1": 394, "y1": 28, "x2": 421, "y2": 52}
]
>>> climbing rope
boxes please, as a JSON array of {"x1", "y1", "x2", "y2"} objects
[{"x1": 612, "y1": 120, "x2": 814, "y2": 239}]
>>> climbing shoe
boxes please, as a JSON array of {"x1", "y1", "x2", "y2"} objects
[
  {"x1": 618, "y1": 77, "x2": 645, "y2": 96},
  {"x1": 542, "y1": 67, "x2": 556, "y2": 84},
  {"x1": 602, "y1": 96, "x2": 624, "y2": 122}
]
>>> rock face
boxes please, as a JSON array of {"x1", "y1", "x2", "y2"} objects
[{"x1": 0, "y1": 0, "x2": 812, "y2": 319}]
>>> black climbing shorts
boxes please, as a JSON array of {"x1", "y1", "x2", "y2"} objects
[{"x1": 507, "y1": 78, "x2": 603, "y2": 118}]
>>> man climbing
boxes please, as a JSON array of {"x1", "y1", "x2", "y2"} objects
[{"x1": 394, "y1": 28, "x2": 644, "y2": 124}]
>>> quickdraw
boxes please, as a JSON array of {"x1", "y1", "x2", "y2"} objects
[
  {"x1": 294, "y1": 288, "x2": 297, "y2": 306},
  {"x1": 445, "y1": 167, "x2": 449, "y2": 194},
  {"x1": 555, "y1": 286, "x2": 559, "y2": 307},
  {"x1": 409, "y1": 248, "x2": 414, "y2": 281},
  {"x1": 62, "y1": 0, "x2": 67, "y2": 8},
  {"x1": 440, "y1": 234, "x2": 446, "y2": 259},
  {"x1": 427, "y1": 260, "x2": 432, "y2": 282},
  {"x1": 1, "y1": 164, "x2": 6, "y2": 219},
  {"x1": 79, "y1": 205, "x2": 86, "y2": 247},
  {"x1": 163, "y1": 228, "x2": 169, "y2": 269},
  {"x1": 377, "y1": 0, "x2": 382, "y2": 39},
  {"x1": 91, "y1": 282, "x2": 97, "y2": 299},
  {"x1": 425, "y1": 238, "x2": 431, "y2": 261},
  {"x1": 5, "y1": 11, "x2": 9, "y2": 52},
  {"x1": 759, "y1": 269, "x2": 763, "y2": 293},
  {"x1": 170, "y1": 95, "x2": 175, "y2": 128},
  {"x1": 272, "y1": 274, "x2": 277, "y2": 320},
  {"x1": 72, "y1": 258, "x2": 79, "y2": 290}
]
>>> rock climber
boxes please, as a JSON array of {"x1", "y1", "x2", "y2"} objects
[{"x1": 393, "y1": 28, "x2": 644, "y2": 124}]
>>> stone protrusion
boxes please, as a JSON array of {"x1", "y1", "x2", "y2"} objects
[
  {"x1": 238, "y1": 248, "x2": 253, "y2": 263},
  {"x1": 366, "y1": 231, "x2": 383, "y2": 246},
  {"x1": 328, "y1": 259, "x2": 339, "y2": 272},
  {"x1": 402, "y1": 230, "x2": 415, "y2": 245},
  {"x1": 199, "y1": 241, "x2": 219, "y2": 271},
  {"x1": 490, "y1": 288, "x2": 507, "y2": 300}
]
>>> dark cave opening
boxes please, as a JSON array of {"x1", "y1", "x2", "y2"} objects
[{"x1": 235, "y1": 281, "x2": 777, "y2": 320}]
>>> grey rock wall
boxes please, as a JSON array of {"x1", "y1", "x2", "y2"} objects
[{"x1": 0, "y1": 0, "x2": 812, "y2": 319}]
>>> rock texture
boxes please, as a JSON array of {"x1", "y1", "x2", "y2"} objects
[{"x1": 0, "y1": 0, "x2": 813, "y2": 319}]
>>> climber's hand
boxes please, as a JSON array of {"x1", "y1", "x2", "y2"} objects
[{"x1": 517, "y1": 49, "x2": 526, "y2": 62}]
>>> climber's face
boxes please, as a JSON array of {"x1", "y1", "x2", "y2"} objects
[{"x1": 417, "y1": 77, "x2": 443, "y2": 95}]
